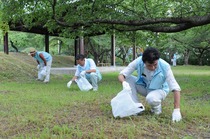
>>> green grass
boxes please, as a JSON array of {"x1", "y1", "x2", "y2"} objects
[
  {"x1": 0, "y1": 53, "x2": 210, "y2": 138},
  {"x1": 0, "y1": 68, "x2": 210, "y2": 138}
]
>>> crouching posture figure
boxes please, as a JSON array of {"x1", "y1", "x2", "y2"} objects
[
  {"x1": 118, "y1": 47, "x2": 182, "y2": 122},
  {"x1": 70, "y1": 54, "x2": 102, "y2": 91},
  {"x1": 29, "y1": 47, "x2": 52, "y2": 83}
]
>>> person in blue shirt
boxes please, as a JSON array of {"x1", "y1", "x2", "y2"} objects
[
  {"x1": 173, "y1": 53, "x2": 177, "y2": 66},
  {"x1": 118, "y1": 47, "x2": 182, "y2": 122},
  {"x1": 70, "y1": 54, "x2": 102, "y2": 91},
  {"x1": 29, "y1": 47, "x2": 52, "y2": 83}
]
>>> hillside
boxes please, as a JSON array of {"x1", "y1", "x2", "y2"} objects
[{"x1": 0, "y1": 52, "x2": 75, "y2": 82}]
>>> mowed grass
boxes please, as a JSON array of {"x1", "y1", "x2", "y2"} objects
[{"x1": 0, "y1": 53, "x2": 210, "y2": 138}]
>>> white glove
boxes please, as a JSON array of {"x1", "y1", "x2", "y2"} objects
[
  {"x1": 80, "y1": 71, "x2": 86, "y2": 77},
  {"x1": 67, "y1": 80, "x2": 72, "y2": 88},
  {"x1": 172, "y1": 108, "x2": 182, "y2": 122},
  {"x1": 122, "y1": 81, "x2": 131, "y2": 90},
  {"x1": 37, "y1": 65, "x2": 41, "y2": 70}
]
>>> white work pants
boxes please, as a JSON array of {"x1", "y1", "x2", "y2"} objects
[
  {"x1": 38, "y1": 59, "x2": 52, "y2": 82},
  {"x1": 125, "y1": 75, "x2": 167, "y2": 110},
  {"x1": 87, "y1": 72, "x2": 101, "y2": 90}
]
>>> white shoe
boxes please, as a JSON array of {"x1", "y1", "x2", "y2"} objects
[
  {"x1": 43, "y1": 80, "x2": 49, "y2": 83},
  {"x1": 151, "y1": 104, "x2": 162, "y2": 115},
  {"x1": 93, "y1": 88, "x2": 98, "y2": 91}
]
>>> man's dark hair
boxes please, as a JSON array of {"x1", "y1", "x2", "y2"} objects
[
  {"x1": 142, "y1": 47, "x2": 160, "y2": 64},
  {"x1": 76, "y1": 54, "x2": 86, "y2": 60}
]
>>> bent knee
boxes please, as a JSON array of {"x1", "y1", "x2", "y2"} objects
[
  {"x1": 90, "y1": 72, "x2": 97, "y2": 75},
  {"x1": 146, "y1": 95, "x2": 161, "y2": 106}
]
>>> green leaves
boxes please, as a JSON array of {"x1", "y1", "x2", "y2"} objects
[
  {"x1": 1, "y1": 0, "x2": 210, "y2": 37},
  {"x1": 0, "y1": 21, "x2": 9, "y2": 35}
]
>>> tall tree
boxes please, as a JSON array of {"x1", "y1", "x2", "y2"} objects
[
  {"x1": 1, "y1": 0, "x2": 210, "y2": 36},
  {"x1": 86, "y1": 35, "x2": 111, "y2": 64},
  {"x1": 175, "y1": 26, "x2": 210, "y2": 65},
  {"x1": 2, "y1": 0, "x2": 210, "y2": 66}
]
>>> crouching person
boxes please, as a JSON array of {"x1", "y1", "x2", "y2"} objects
[
  {"x1": 118, "y1": 47, "x2": 182, "y2": 122},
  {"x1": 29, "y1": 47, "x2": 52, "y2": 83},
  {"x1": 70, "y1": 54, "x2": 102, "y2": 91}
]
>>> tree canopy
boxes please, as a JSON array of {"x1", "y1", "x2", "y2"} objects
[{"x1": 1, "y1": 0, "x2": 210, "y2": 37}]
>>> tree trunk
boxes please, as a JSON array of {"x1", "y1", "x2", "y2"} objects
[
  {"x1": 93, "y1": 52, "x2": 99, "y2": 65},
  {"x1": 184, "y1": 49, "x2": 190, "y2": 65},
  {"x1": 58, "y1": 40, "x2": 61, "y2": 55},
  {"x1": 198, "y1": 54, "x2": 203, "y2": 65}
]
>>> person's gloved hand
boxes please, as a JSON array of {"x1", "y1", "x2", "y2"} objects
[
  {"x1": 122, "y1": 81, "x2": 131, "y2": 90},
  {"x1": 80, "y1": 71, "x2": 86, "y2": 77},
  {"x1": 172, "y1": 108, "x2": 182, "y2": 122},
  {"x1": 67, "y1": 80, "x2": 72, "y2": 88},
  {"x1": 37, "y1": 64, "x2": 41, "y2": 70}
]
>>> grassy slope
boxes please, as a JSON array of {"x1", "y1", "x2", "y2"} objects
[
  {"x1": 52, "y1": 55, "x2": 75, "y2": 67},
  {"x1": 0, "y1": 52, "x2": 210, "y2": 138},
  {"x1": 0, "y1": 52, "x2": 74, "y2": 82},
  {"x1": 0, "y1": 52, "x2": 36, "y2": 82}
]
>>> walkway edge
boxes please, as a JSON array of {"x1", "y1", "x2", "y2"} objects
[{"x1": 51, "y1": 66, "x2": 125, "y2": 75}]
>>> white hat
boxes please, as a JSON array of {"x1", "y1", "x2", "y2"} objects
[{"x1": 28, "y1": 47, "x2": 36, "y2": 55}]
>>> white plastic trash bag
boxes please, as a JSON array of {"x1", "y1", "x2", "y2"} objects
[
  {"x1": 111, "y1": 89, "x2": 145, "y2": 118},
  {"x1": 75, "y1": 77, "x2": 93, "y2": 91},
  {"x1": 40, "y1": 69, "x2": 47, "y2": 76}
]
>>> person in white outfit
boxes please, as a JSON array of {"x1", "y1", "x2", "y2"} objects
[
  {"x1": 70, "y1": 54, "x2": 102, "y2": 91},
  {"x1": 29, "y1": 47, "x2": 52, "y2": 83},
  {"x1": 118, "y1": 47, "x2": 182, "y2": 122}
]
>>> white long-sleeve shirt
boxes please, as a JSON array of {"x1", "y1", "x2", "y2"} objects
[
  {"x1": 75, "y1": 58, "x2": 96, "y2": 77},
  {"x1": 120, "y1": 58, "x2": 181, "y2": 92}
]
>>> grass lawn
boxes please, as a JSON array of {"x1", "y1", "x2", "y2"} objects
[{"x1": 0, "y1": 65, "x2": 210, "y2": 138}]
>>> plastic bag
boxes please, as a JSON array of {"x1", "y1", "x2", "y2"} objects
[
  {"x1": 75, "y1": 77, "x2": 93, "y2": 91},
  {"x1": 40, "y1": 69, "x2": 47, "y2": 76},
  {"x1": 111, "y1": 89, "x2": 145, "y2": 118}
]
